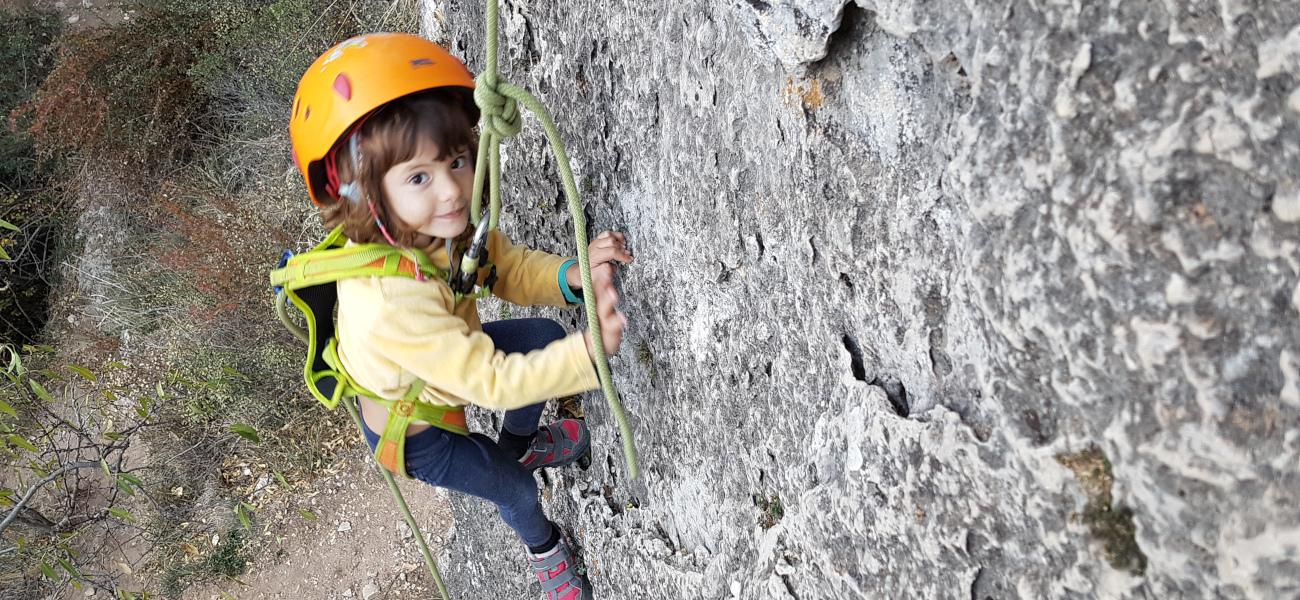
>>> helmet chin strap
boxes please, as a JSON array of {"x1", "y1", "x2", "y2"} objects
[{"x1": 369, "y1": 200, "x2": 401, "y2": 247}]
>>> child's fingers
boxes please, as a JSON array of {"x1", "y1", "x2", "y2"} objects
[
  {"x1": 589, "y1": 247, "x2": 634, "y2": 268},
  {"x1": 595, "y1": 280, "x2": 616, "y2": 309},
  {"x1": 590, "y1": 232, "x2": 634, "y2": 263},
  {"x1": 599, "y1": 285, "x2": 619, "y2": 312}
]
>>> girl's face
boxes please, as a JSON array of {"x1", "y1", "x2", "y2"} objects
[{"x1": 381, "y1": 142, "x2": 475, "y2": 240}]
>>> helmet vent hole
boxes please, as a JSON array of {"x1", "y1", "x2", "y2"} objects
[
  {"x1": 305, "y1": 106, "x2": 312, "y2": 120},
  {"x1": 333, "y1": 73, "x2": 353, "y2": 101}
]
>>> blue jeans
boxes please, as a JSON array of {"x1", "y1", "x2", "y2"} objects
[{"x1": 360, "y1": 317, "x2": 566, "y2": 547}]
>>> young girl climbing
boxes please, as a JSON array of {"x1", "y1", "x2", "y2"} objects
[{"x1": 287, "y1": 33, "x2": 632, "y2": 600}]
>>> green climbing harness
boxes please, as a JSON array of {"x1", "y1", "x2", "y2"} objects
[{"x1": 269, "y1": 224, "x2": 494, "y2": 475}]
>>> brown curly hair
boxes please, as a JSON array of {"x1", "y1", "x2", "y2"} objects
[{"x1": 317, "y1": 88, "x2": 480, "y2": 253}]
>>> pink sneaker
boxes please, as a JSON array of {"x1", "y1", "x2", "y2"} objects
[
  {"x1": 528, "y1": 536, "x2": 592, "y2": 600},
  {"x1": 519, "y1": 419, "x2": 590, "y2": 471}
]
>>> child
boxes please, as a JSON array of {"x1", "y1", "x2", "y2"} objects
[{"x1": 287, "y1": 33, "x2": 632, "y2": 600}]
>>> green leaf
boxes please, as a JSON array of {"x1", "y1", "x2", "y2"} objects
[
  {"x1": 115, "y1": 478, "x2": 136, "y2": 497},
  {"x1": 272, "y1": 469, "x2": 290, "y2": 489},
  {"x1": 221, "y1": 365, "x2": 249, "y2": 381},
  {"x1": 8, "y1": 434, "x2": 38, "y2": 453},
  {"x1": 103, "y1": 431, "x2": 122, "y2": 441},
  {"x1": 0, "y1": 246, "x2": 10, "y2": 261},
  {"x1": 109, "y1": 507, "x2": 135, "y2": 522},
  {"x1": 29, "y1": 379, "x2": 52, "y2": 402},
  {"x1": 106, "y1": 361, "x2": 127, "y2": 370},
  {"x1": 230, "y1": 423, "x2": 260, "y2": 444},
  {"x1": 0, "y1": 218, "x2": 18, "y2": 232},
  {"x1": 39, "y1": 561, "x2": 57, "y2": 580},
  {"x1": 235, "y1": 502, "x2": 253, "y2": 531},
  {"x1": 120, "y1": 472, "x2": 142, "y2": 487},
  {"x1": 298, "y1": 508, "x2": 317, "y2": 521},
  {"x1": 2, "y1": 345, "x2": 22, "y2": 375},
  {"x1": 155, "y1": 382, "x2": 166, "y2": 399},
  {"x1": 135, "y1": 395, "x2": 151, "y2": 419},
  {"x1": 58, "y1": 557, "x2": 82, "y2": 579},
  {"x1": 65, "y1": 364, "x2": 96, "y2": 382},
  {"x1": 60, "y1": 542, "x2": 80, "y2": 558},
  {"x1": 101, "y1": 459, "x2": 112, "y2": 477},
  {"x1": 0, "y1": 397, "x2": 16, "y2": 418}
]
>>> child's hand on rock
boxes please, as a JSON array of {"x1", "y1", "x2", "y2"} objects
[
  {"x1": 566, "y1": 231, "x2": 634, "y2": 289},
  {"x1": 583, "y1": 262, "x2": 626, "y2": 360}
]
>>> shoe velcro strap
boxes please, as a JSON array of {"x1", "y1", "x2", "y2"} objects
[
  {"x1": 532, "y1": 548, "x2": 570, "y2": 572},
  {"x1": 531, "y1": 545, "x2": 581, "y2": 596}
]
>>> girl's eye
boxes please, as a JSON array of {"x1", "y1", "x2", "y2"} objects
[
  {"x1": 408, "y1": 173, "x2": 428, "y2": 185},
  {"x1": 450, "y1": 156, "x2": 468, "y2": 170}
]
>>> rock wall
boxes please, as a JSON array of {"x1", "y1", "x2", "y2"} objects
[{"x1": 418, "y1": 1, "x2": 1300, "y2": 598}]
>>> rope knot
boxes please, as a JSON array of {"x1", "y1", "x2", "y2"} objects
[{"x1": 474, "y1": 74, "x2": 522, "y2": 139}]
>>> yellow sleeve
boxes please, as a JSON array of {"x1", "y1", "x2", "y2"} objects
[
  {"x1": 484, "y1": 230, "x2": 572, "y2": 307},
  {"x1": 369, "y1": 277, "x2": 598, "y2": 411}
]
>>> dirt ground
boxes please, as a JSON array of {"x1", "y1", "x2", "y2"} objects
[
  {"x1": 185, "y1": 457, "x2": 455, "y2": 600},
  {"x1": 29, "y1": 0, "x2": 134, "y2": 28}
]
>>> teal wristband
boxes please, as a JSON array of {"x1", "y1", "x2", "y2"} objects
[{"x1": 558, "y1": 258, "x2": 583, "y2": 304}]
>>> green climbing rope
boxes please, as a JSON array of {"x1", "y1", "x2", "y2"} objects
[
  {"x1": 274, "y1": 292, "x2": 308, "y2": 343},
  {"x1": 470, "y1": 0, "x2": 641, "y2": 480}
]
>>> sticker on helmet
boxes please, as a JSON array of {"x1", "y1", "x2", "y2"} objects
[{"x1": 319, "y1": 37, "x2": 370, "y2": 72}]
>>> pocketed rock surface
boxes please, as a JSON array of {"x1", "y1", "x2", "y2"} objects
[{"x1": 421, "y1": 1, "x2": 1300, "y2": 598}]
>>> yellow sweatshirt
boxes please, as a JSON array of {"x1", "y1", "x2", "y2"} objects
[{"x1": 336, "y1": 230, "x2": 598, "y2": 412}]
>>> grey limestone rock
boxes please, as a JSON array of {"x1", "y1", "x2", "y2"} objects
[{"x1": 419, "y1": 0, "x2": 1300, "y2": 598}]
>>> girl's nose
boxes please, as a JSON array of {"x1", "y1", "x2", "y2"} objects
[{"x1": 434, "y1": 172, "x2": 462, "y2": 204}]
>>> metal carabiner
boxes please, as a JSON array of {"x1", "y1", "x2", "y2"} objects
[{"x1": 450, "y1": 214, "x2": 493, "y2": 295}]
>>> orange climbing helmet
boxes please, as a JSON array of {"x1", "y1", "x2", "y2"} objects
[{"x1": 289, "y1": 32, "x2": 477, "y2": 206}]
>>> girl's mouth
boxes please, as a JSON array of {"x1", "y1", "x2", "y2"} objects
[{"x1": 437, "y1": 207, "x2": 466, "y2": 220}]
